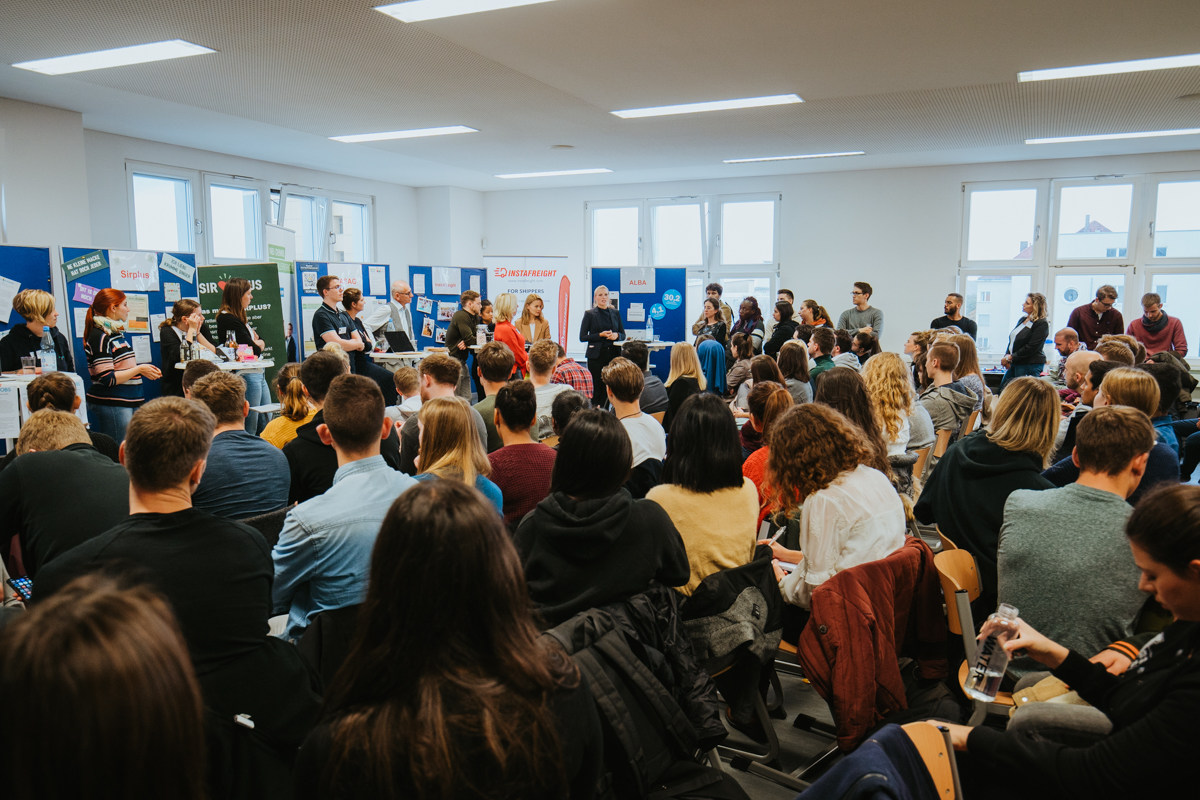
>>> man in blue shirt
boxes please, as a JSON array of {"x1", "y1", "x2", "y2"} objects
[
  {"x1": 190, "y1": 370, "x2": 290, "y2": 519},
  {"x1": 271, "y1": 373, "x2": 418, "y2": 639}
]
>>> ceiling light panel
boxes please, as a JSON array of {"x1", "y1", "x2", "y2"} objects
[
  {"x1": 1026, "y1": 128, "x2": 1200, "y2": 144},
  {"x1": 330, "y1": 125, "x2": 478, "y2": 142},
  {"x1": 1019, "y1": 52, "x2": 1200, "y2": 82},
  {"x1": 612, "y1": 94, "x2": 802, "y2": 119},
  {"x1": 495, "y1": 168, "x2": 612, "y2": 179},
  {"x1": 375, "y1": 0, "x2": 558, "y2": 23},
  {"x1": 724, "y1": 151, "x2": 865, "y2": 163},
  {"x1": 11, "y1": 39, "x2": 215, "y2": 75}
]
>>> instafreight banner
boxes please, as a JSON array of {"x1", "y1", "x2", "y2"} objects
[{"x1": 485, "y1": 256, "x2": 569, "y2": 346}]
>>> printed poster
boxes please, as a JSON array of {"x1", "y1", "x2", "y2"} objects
[
  {"x1": 110, "y1": 251, "x2": 161, "y2": 292},
  {"x1": 125, "y1": 293, "x2": 151, "y2": 333}
]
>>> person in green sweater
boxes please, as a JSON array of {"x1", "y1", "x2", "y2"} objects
[
  {"x1": 997, "y1": 405, "x2": 1157, "y2": 678},
  {"x1": 471, "y1": 340, "x2": 514, "y2": 454},
  {"x1": 806, "y1": 327, "x2": 836, "y2": 381},
  {"x1": 444, "y1": 290, "x2": 481, "y2": 399}
]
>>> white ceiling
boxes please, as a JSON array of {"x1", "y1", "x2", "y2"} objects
[{"x1": 2, "y1": 0, "x2": 1200, "y2": 191}]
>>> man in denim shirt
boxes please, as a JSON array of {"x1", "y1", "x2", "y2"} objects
[{"x1": 272, "y1": 374, "x2": 417, "y2": 639}]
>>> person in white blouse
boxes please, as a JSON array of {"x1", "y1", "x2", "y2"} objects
[{"x1": 758, "y1": 403, "x2": 906, "y2": 609}]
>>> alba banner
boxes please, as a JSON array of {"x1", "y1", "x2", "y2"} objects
[{"x1": 485, "y1": 256, "x2": 570, "y2": 346}]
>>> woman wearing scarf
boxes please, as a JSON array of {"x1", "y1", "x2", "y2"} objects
[
  {"x1": 84, "y1": 288, "x2": 161, "y2": 443},
  {"x1": 729, "y1": 297, "x2": 765, "y2": 355},
  {"x1": 697, "y1": 338, "x2": 727, "y2": 397}
]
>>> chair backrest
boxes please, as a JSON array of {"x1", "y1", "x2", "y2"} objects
[
  {"x1": 238, "y1": 506, "x2": 292, "y2": 549},
  {"x1": 911, "y1": 446, "x2": 932, "y2": 480},
  {"x1": 934, "y1": 524, "x2": 958, "y2": 551},
  {"x1": 650, "y1": 410, "x2": 666, "y2": 424},
  {"x1": 960, "y1": 409, "x2": 980, "y2": 438},
  {"x1": 902, "y1": 723, "x2": 962, "y2": 799},
  {"x1": 540, "y1": 434, "x2": 560, "y2": 448},
  {"x1": 933, "y1": 549, "x2": 979, "y2": 638},
  {"x1": 932, "y1": 429, "x2": 953, "y2": 458}
]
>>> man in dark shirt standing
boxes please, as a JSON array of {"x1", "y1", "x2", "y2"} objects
[
  {"x1": 444, "y1": 289, "x2": 482, "y2": 400},
  {"x1": 930, "y1": 292, "x2": 978, "y2": 339},
  {"x1": 310, "y1": 275, "x2": 364, "y2": 369},
  {"x1": 1066, "y1": 285, "x2": 1124, "y2": 351}
]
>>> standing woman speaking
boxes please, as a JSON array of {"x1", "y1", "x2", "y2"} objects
[
  {"x1": 215, "y1": 277, "x2": 269, "y2": 434},
  {"x1": 1001, "y1": 292, "x2": 1050, "y2": 391},
  {"x1": 84, "y1": 288, "x2": 160, "y2": 443},
  {"x1": 579, "y1": 284, "x2": 625, "y2": 409}
]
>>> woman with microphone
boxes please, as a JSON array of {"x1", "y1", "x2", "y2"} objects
[{"x1": 579, "y1": 285, "x2": 625, "y2": 409}]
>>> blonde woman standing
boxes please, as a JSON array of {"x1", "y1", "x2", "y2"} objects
[
  {"x1": 1001, "y1": 292, "x2": 1050, "y2": 390},
  {"x1": 663, "y1": 342, "x2": 706, "y2": 432},
  {"x1": 516, "y1": 293, "x2": 551, "y2": 344},
  {"x1": 491, "y1": 293, "x2": 528, "y2": 378},
  {"x1": 414, "y1": 396, "x2": 503, "y2": 512},
  {"x1": 579, "y1": 285, "x2": 625, "y2": 408}
]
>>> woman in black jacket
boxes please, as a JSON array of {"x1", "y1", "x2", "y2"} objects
[
  {"x1": 579, "y1": 285, "x2": 624, "y2": 409},
  {"x1": 215, "y1": 278, "x2": 269, "y2": 434},
  {"x1": 1000, "y1": 292, "x2": 1049, "y2": 391},
  {"x1": 939, "y1": 482, "x2": 1200, "y2": 800},
  {"x1": 0, "y1": 289, "x2": 74, "y2": 373},
  {"x1": 693, "y1": 297, "x2": 728, "y2": 347},
  {"x1": 763, "y1": 300, "x2": 799, "y2": 358},
  {"x1": 158, "y1": 300, "x2": 218, "y2": 397}
]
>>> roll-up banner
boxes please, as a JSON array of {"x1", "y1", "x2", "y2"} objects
[
  {"x1": 198, "y1": 263, "x2": 286, "y2": 400},
  {"x1": 485, "y1": 256, "x2": 569, "y2": 346}
]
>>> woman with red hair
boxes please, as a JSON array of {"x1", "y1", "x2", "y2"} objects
[{"x1": 84, "y1": 288, "x2": 160, "y2": 442}]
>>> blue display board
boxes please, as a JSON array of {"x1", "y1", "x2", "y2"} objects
[
  {"x1": 590, "y1": 268, "x2": 687, "y2": 377},
  {"x1": 407, "y1": 266, "x2": 488, "y2": 351},
  {"x1": 0, "y1": 245, "x2": 53, "y2": 341},
  {"x1": 295, "y1": 261, "x2": 390, "y2": 359},
  {"x1": 62, "y1": 247, "x2": 198, "y2": 402}
]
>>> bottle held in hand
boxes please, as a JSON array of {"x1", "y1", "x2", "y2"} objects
[{"x1": 964, "y1": 603, "x2": 1020, "y2": 702}]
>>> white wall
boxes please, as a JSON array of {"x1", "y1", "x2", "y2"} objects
[
  {"x1": 84, "y1": 130, "x2": 420, "y2": 286},
  {"x1": 482, "y1": 149, "x2": 1200, "y2": 354},
  {"x1": 417, "y1": 185, "x2": 483, "y2": 268}
]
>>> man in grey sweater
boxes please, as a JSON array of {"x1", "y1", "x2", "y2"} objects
[
  {"x1": 837, "y1": 281, "x2": 884, "y2": 340},
  {"x1": 997, "y1": 405, "x2": 1156, "y2": 678},
  {"x1": 918, "y1": 341, "x2": 976, "y2": 436}
]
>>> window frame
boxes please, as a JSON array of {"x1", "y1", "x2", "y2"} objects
[
  {"x1": 1139, "y1": 171, "x2": 1200, "y2": 266},
  {"x1": 203, "y1": 172, "x2": 269, "y2": 264},
  {"x1": 584, "y1": 199, "x2": 645, "y2": 269},
  {"x1": 709, "y1": 192, "x2": 781, "y2": 270},
  {"x1": 957, "y1": 267, "x2": 1041, "y2": 365},
  {"x1": 647, "y1": 197, "x2": 706, "y2": 268},
  {"x1": 327, "y1": 190, "x2": 376, "y2": 263},
  {"x1": 959, "y1": 180, "x2": 1049, "y2": 269},
  {"x1": 1141, "y1": 264, "x2": 1200, "y2": 366},
  {"x1": 1048, "y1": 176, "x2": 1144, "y2": 266},
  {"x1": 125, "y1": 161, "x2": 204, "y2": 261}
]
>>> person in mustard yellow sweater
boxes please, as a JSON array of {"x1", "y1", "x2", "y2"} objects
[{"x1": 646, "y1": 392, "x2": 760, "y2": 594}]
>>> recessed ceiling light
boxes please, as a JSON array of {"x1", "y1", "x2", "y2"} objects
[
  {"x1": 723, "y1": 151, "x2": 865, "y2": 163},
  {"x1": 612, "y1": 94, "x2": 802, "y2": 119},
  {"x1": 11, "y1": 39, "x2": 215, "y2": 75},
  {"x1": 1018, "y1": 52, "x2": 1200, "y2": 82},
  {"x1": 495, "y1": 168, "x2": 612, "y2": 179},
  {"x1": 1026, "y1": 128, "x2": 1200, "y2": 144},
  {"x1": 375, "y1": 0, "x2": 558, "y2": 23},
  {"x1": 330, "y1": 125, "x2": 478, "y2": 143}
]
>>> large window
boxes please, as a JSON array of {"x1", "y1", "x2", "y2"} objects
[
  {"x1": 1149, "y1": 178, "x2": 1200, "y2": 260},
  {"x1": 960, "y1": 272, "x2": 1035, "y2": 357},
  {"x1": 332, "y1": 200, "x2": 370, "y2": 263},
  {"x1": 130, "y1": 173, "x2": 194, "y2": 252},
  {"x1": 589, "y1": 205, "x2": 641, "y2": 266},
  {"x1": 966, "y1": 188, "x2": 1038, "y2": 261},
  {"x1": 282, "y1": 193, "x2": 328, "y2": 262},
  {"x1": 720, "y1": 200, "x2": 775, "y2": 265},
  {"x1": 1146, "y1": 271, "x2": 1200, "y2": 354},
  {"x1": 1051, "y1": 179, "x2": 1137, "y2": 262},
  {"x1": 650, "y1": 203, "x2": 702, "y2": 266},
  {"x1": 208, "y1": 182, "x2": 263, "y2": 260}
]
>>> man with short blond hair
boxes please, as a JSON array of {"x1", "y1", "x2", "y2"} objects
[
  {"x1": 528, "y1": 339, "x2": 569, "y2": 439},
  {"x1": 190, "y1": 370, "x2": 289, "y2": 519},
  {"x1": 1095, "y1": 339, "x2": 1135, "y2": 365}
]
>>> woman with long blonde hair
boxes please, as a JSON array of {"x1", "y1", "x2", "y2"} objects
[
  {"x1": 491, "y1": 293, "x2": 528, "y2": 378},
  {"x1": 415, "y1": 396, "x2": 503, "y2": 512},
  {"x1": 1001, "y1": 292, "x2": 1050, "y2": 391},
  {"x1": 516, "y1": 293, "x2": 552, "y2": 344},
  {"x1": 664, "y1": 342, "x2": 706, "y2": 431},
  {"x1": 915, "y1": 376, "x2": 1058, "y2": 604},
  {"x1": 861, "y1": 352, "x2": 920, "y2": 455}
]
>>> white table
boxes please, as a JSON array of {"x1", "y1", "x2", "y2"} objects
[
  {"x1": 174, "y1": 359, "x2": 276, "y2": 371},
  {"x1": 625, "y1": 339, "x2": 676, "y2": 352},
  {"x1": 371, "y1": 351, "x2": 437, "y2": 373}
]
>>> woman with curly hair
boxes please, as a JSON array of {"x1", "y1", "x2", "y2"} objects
[
  {"x1": 759, "y1": 404, "x2": 907, "y2": 609},
  {"x1": 861, "y1": 352, "x2": 933, "y2": 456},
  {"x1": 812, "y1": 366, "x2": 893, "y2": 479}
]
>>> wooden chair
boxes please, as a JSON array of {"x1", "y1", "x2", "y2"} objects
[
  {"x1": 911, "y1": 446, "x2": 932, "y2": 481},
  {"x1": 650, "y1": 410, "x2": 666, "y2": 424},
  {"x1": 933, "y1": 549, "x2": 1015, "y2": 725},
  {"x1": 935, "y1": 524, "x2": 959, "y2": 552},
  {"x1": 960, "y1": 409, "x2": 980, "y2": 438},
  {"x1": 921, "y1": 430, "x2": 953, "y2": 482},
  {"x1": 902, "y1": 723, "x2": 964, "y2": 799}
]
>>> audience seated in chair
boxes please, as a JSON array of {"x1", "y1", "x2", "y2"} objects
[
  {"x1": 0, "y1": 409, "x2": 129, "y2": 578},
  {"x1": 528, "y1": 339, "x2": 571, "y2": 439},
  {"x1": 272, "y1": 374, "x2": 417, "y2": 640},
  {"x1": 759, "y1": 403, "x2": 907, "y2": 611},
  {"x1": 190, "y1": 370, "x2": 290, "y2": 519},
  {"x1": 807, "y1": 327, "x2": 837, "y2": 382},
  {"x1": 261, "y1": 363, "x2": 317, "y2": 450},
  {"x1": 473, "y1": 340, "x2": 516, "y2": 453},
  {"x1": 414, "y1": 396, "x2": 504, "y2": 513},
  {"x1": 399, "y1": 353, "x2": 488, "y2": 474},
  {"x1": 663, "y1": 341, "x2": 705, "y2": 432},
  {"x1": 514, "y1": 409, "x2": 689, "y2": 629},
  {"x1": 295, "y1": 480, "x2": 603, "y2": 800},
  {"x1": 831, "y1": 328, "x2": 862, "y2": 372},
  {"x1": 739, "y1": 382, "x2": 794, "y2": 515},
  {"x1": 863, "y1": 351, "x2": 924, "y2": 457},
  {"x1": 1051, "y1": 350, "x2": 1104, "y2": 462},
  {"x1": 549, "y1": 388, "x2": 589, "y2": 447},
  {"x1": 285, "y1": 351, "x2": 403, "y2": 503},
  {"x1": 383, "y1": 365, "x2": 421, "y2": 427},
  {"x1": 0, "y1": 371, "x2": 118, "y2": 469},
  {"x1": 181, "y1": 358, "x2": 220, "y2": 399},
  {"x1": 918, "y1": 341, "x2": 976, "y2": 439},
  {"x1": 777, "y1": 339, "x2": 812, "y2": 406},
  {"x1": 0, "y1": 575, "x2": 207, "y2": 800},
  {"x1": 623, "y1": 338, "x2": 670, "y2": 415},
  {"x1": 603, "y1": 356, "x2": 666, "y2": 499},
  {"x1": 998, "y1": 405, "x2": 1156, "y2": 678},
  {"x1": 725, "y1": 332, "x2": 755, "y2": 402},
  {"x1": 488, "y1": 380, "x2": 557, "y2": 529},
  {"x1": 813, "y1": 365, "x2": 895, "y2": 481},
  {"x1": 914, "y1": 377, "x2": 1058, "y2": 610},
  {"x1": 1139, "y1": 361, "x2": 1184, "y2": 456}
]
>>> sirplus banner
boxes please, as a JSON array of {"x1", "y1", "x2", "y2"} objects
[
  {"x1": 198, "y1": 263, "x2": 286, "y2": 400},
  {"x1": 485, "y1": 256, "x2": 569, "y2": 346}
]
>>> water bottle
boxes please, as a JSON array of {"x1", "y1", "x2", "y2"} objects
[
  {"x1": 39, "y1": 330, "x2": 57, "y2": 373},
  {"x1": 645, "y1": 317, "x2": 654, "y2": 342},
  {"x1": 964, "y1": 603, "x2": 1020, "y2": 702}
]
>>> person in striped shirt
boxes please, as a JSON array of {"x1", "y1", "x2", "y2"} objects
[{"x1": 84, "y1": 288, "x2": 161, "y2": 443}]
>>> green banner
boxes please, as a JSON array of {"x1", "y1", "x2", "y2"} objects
[
  {"x1": 198, "y1": 263, "x2": 287, "y2": 402},
  {"x1": 62, "y1": 250, "x2": 109, "y2": 282},
  {"x1": 268, "y1": 244, "x2": 294, "y2": 274}
]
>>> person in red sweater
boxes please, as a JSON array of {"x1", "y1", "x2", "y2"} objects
[
  {"x1": 487, "y1": 380, "x2": 557, "y2": 529},
  {"x1": 491, "y1": 293, "x2": 528, "y2": 377},
  {"x1": 1127, "y1": 292, "x2": 1188, "y2": 357}
]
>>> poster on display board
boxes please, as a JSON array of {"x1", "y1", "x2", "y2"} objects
[
  {"x1": 110, "y1": 250, "x2": 161, "y2": 292},
  {"x1": 198, "y1": 264, "x2": 287, "y2": 400},
  {"x1": 484, "y1": 256, "x2": 570, "y2": 346}
]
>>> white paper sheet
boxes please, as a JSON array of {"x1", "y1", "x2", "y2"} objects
[
  {"x1": 628, "y1": 302, "x2": 645, "y2": 322},
  {"x1": 150, "y1": 314, "x2": 166, "y2": 342},
  {"x1": 0, "y1": 276, "x2": 19, "y2": 324},
  {"x1": 125, "y1": 293, "x2": 151, "y2": 334},
  {"x1": 164, "y1": 282, "x2": 182, "y2": 302},
  {"x1": 130, "y1": 335, "x2": 152, "y2": 364},
  {"x1": 413, "y1": 273, "x2": 426, "y2": 295},
  {"x1": 469, "y1": 275, "x2": 481, "y2": 294},
  {"x1": 110, "y1": 250, "x2": 161, "y2": 292},
  {"x1": 433, "y1": 267, "x2": 461, "y2": 295},
  {"x1": 0, "y1": 385, "x2": 19, "y2": 439},
  {"x1": 302, "y1": 296, "x2": 324, "y2": 356},
  {"x1": 369, "y1": 265, "x2": 387, "y2": 296},
  {"x1": 74, "y1": 308, "x2": 88, "y2": 338}
]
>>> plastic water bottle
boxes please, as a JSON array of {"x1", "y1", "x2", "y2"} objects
[
  {"x1": 39, "y1": 330, "x2": 57, "y2": 373},
  {"x1": 646, "y1": 317, "x2": 654, "y2": 342},
  {"x1": 476, "y1": 324, "x2": 488, "y2": 346},
  {"x1": 964, "y1": 603, "x2": 1020, "y2": 702}
]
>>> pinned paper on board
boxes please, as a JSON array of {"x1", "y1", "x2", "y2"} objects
[
  {"x1": 469, "y1": 275, "x2": 481, "y2": 294},
  {"x1": 421, "y1": 316, "x2": 435, "y2": 338},
  {"x1": 110, "y1": 251, "x2": 161, "y2": 292},
  {"x1": 416, "y1": 296, "x2": 433, "y2": 314},
  {"x1": 437, "y1": 302, "x2": 457, "y2": 322},
  {"x1": 0, "y1": 386, "x2": 20, "y2": 439},
  {"x1": 301, "y1": 269, "x2": 318, "y2": 293},
  {"x1": 130, "y1": 336, "x2": 153, "y2": 364},
  {"x1": 72, "y1": 282, "x2": 99, "y2": 306},
  {"x1": 413, "y1": 273, "x2": 426, "y2": 295},
  {"x1": 368, "y1": 265, "x2": 387, "y2": 297},
  {"x1": 164, "y1": 283, "x2": 182, "y2": 303},
  {"x1": 433, "y1": 267, "x2": 461, "y2": 295},
  {"x1": 150, "y1": 314, "x2": 167, "y2": 342},
  {"x1": 159, "y1": 253, "x2": 195, "y2": 283},
  {"x1": 434, "y1": 326, "x2": 447, "y2": 344},
  {"x1": 74, "y1": 308, "x2": 88, "y2": 338},
  {"x1": 628, "y1": 302, "x2": 645, "y2": 322},
  {"x1": 0, "y1": 276, "x2": 20, "y2": 324},
  {"x1": 125, "y1": 294, "x2": 151, "y2": 333}
]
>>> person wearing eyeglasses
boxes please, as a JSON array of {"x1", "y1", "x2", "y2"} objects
[
  {"x1": 837, "y1": 281, "x2": 883, "y2": 340},
  {"x1": 1067, "y1": 285, "x2": 1124, "y2": 351},
  {"x1": 363, "y1": 281, "x2": 416, "y2": 350}
]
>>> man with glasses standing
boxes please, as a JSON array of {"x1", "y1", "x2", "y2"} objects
[
  {"x1": 311, "y1": 275, "x2": 364, "y2": 366},
  {"x1": 837, "y1": 281, "x2": 883, "y2": 340},
  {"x1": 1066, "y1": 285, "x2": 1123, "y2": 351}
]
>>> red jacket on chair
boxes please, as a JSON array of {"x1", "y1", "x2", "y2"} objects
[{"x1": 796, "y1": 536, "x2": 948, "y2": 751}]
